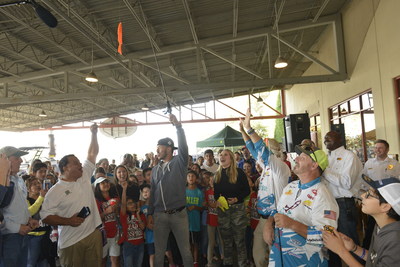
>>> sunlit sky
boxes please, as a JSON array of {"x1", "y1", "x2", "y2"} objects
[{"x1": 0, "y1": 92, "x2": 280, "y2": 164}]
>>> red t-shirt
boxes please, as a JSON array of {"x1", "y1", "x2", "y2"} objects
[
  {"x1": 248, "y1": 191, "x2": 260, "y2": 230},
  {"x1": 205, "y1": 188, "x2": 218, "y2": 227},
  {"x1": 96, "y1": 197, "x2": 119, "y2": 238},
  {"x1": 118, "y1": 211, "x2": 146, "y2": 245}
]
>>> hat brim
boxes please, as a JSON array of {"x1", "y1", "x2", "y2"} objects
[
  {"x1": 362, "y1": 174, "x2": 400, "y2": 189},
  {"x1": 13, "y1": 151, "x2": 29, "y2": 157},
  {"x1": 93, "y1": 177, "x2": 108, "y2": 187},
  {"x1": 295, "y1": 145, "x2": 311, "y2": 156}
]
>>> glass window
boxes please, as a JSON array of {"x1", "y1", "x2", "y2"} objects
[
  {"x1": 364, "y1": 112, "x2": 376, "y2": 160},
  {"x1": 362, "y1": 92, "x2": 373, "y2": 109},
  {"x1": 328, "y1": 91, "x2": 375, "y2": 163},
  {"x1": 331, "y1": 107, "x2": 338, "y2": 119},
  {"x1": 342, "y1": 114, "x2": 363, "y2": 161},
  {"x1": 310, "y1": 114, "x2": 322, "y2": 148},
  {"x1": 349, "y1": 98, "x2": 360, "y2": 112},
  {"x1": 339, "y1": 103, "x2": 348, "y2": 116}
]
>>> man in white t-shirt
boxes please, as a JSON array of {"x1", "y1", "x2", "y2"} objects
[
  {"x1": 40, "y1": 124, "x2": 102, "y2": 267},
  {"x1": 201, "y1": 149, "x2": 219, "y2": 174}
]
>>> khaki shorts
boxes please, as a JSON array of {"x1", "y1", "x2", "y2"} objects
[{"x1": 59, "y1": 229, "x2": 102, "y2": 267}]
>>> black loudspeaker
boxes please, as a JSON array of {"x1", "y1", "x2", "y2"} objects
[
  {"x1": 330, "y1": 124, "x2": 346, "y2": 149},
  {"x1": 283, "y1": 113, "x2": 311, "y2": 152}
]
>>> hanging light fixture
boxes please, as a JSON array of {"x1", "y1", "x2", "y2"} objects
[
  {"x1": 141, "y1": 104, "x2": 150, "y2": 111},
  {"x1": 39, "y1": 110, "x2": 47, "y2": 117},
  {"x1": 85, "y1": 43, "x2": 98, "y2": 83},
  {"x1": 274, "y1": 1, "x2": 288, "y2": 69}
]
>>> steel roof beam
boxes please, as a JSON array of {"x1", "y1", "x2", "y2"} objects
[
  {"x1": 41, "y1": 0, "x2": 155, "y2": 88},
  {"x1": 0, "y1": 73, "x2": 347, "y2": 105},
  {"x1": 201, "y1": 47, "x2": 265, "y2": 79},
  {"x1": 313, "y1": 0, "x2": 331, "y2": 22},
  {"x1": 182, "y1": 0, "x2": 199, "y2": 45},
  {"x1": 0, "y1": 14, "x2": 339, "y2": 84},
  {"x1": 0, "y1": 9, "x2": 88, "y2": 65}
]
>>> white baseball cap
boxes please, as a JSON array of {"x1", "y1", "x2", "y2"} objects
[
  {"x1": 362, "y1": 175, "x2": 400, "y2": 216},
  {"x1": 93, "y1": 176, "x2": 108, "y2": 187}
]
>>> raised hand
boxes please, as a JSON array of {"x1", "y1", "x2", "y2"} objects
[
  {"x1": 39, "y1": 188, "x2": 48, "y2": 197},
  {"x1": 121, "y1": 180, "x2": 128, "y2": 190},
  {"x1": 90, "y1": 123, "x2": 98, "y2": 135},
  {"x1": 169, "y1": 114, "x2": 181, "y2": 127},
  {"x1": 239, "y1": 119, "x2": 245, "y2": 133},
  {"x1": 243, "y1": 108, "x2": 252, "y2": 130}
]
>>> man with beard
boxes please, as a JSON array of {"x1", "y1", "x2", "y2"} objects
[{"x1": 147, "y1": 114, "x2": 193, "y2": 267}]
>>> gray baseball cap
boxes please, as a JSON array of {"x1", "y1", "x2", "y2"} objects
[{"x1": 0, "y1": 146, "x2": 28, "y2": 157}]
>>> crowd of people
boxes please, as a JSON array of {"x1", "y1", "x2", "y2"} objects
[{"x1": 0, "y1": 110, "x2": 400, "y2": 267}]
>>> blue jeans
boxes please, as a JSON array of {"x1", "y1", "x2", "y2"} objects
[
  {"x1": 329, "y1": 198, "x2": 360, "y2": 267},
  {"x1": 1, "y1": 233, "x2": 28, "y2": 267},
  {"x1": 122, "y1": 242, "x2": 144, "y2": 267},
  {"x1": 200, "y1": 224, "x2": 208, "y2": 256},
  {"x1": 27, "y1": 235, "x2": 47, "y2": 267},
  {"x1": 153, "y1": 208, "x2": 193, "y2": 266}
]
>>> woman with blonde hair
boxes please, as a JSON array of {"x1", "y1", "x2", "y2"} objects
[{"x1": 214, "y1": 149, "x2": 250, "y2": 267}]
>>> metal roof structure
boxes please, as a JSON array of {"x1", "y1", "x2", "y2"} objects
[{"x1": 0, "y1": 0, "x2": 348, "y2": 131}]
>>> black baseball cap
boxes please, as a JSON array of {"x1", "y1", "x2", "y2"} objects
[{"x1": 157, "y1": 137, "x2": 177, "y2": 150}]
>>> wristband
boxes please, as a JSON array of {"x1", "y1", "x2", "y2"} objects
[
  {"x1": 351, "y1": 244, "x2": 358, "y2": 252},
  {"x1": 360, "y1": 248, "x2": 366, "y2": 259},
  {"x1": 247, "y1": 128, "x2": 255, "y2": 135}
]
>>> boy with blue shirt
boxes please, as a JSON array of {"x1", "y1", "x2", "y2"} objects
[{"x1": 186, "y1": 170, "x2": 204, "y2": 267}]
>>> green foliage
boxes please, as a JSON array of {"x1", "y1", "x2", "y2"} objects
[
  {"x1": 253, "y1": 123, "x2": 268, "y2": 139},
  {"x1": 274, "y1": 92, "x2": 285, "y2": 142}
]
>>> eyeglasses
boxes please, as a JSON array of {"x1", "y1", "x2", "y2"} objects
[{"x1": 359, "y1": 189, "x2": 379, "y2": 200}]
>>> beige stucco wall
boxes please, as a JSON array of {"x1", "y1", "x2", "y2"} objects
[{"x1": 285, "y1": 0, "x2": 400, "y2": 154}]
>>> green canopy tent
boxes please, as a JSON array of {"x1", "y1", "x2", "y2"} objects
[{"x1": 196, "y1": 125, "x2": 245, "y2": 147}]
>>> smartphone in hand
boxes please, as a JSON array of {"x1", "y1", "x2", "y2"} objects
[
  {"x1": 77, "y1": 207, "x2": 91, "y2": 218},
  {"x1": 43, "y1": 179, "x2": 52, "y2": 190}
]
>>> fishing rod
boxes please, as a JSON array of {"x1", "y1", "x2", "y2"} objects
[{"x1": 139, "y1": 1, "x2": 172, "y2": 115}]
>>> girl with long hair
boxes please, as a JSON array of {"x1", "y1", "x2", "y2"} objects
[
  {"x1": 114, "y1": 165, "x2": 140, "y2": 202},
  {"x1": 214, "y1": 149, "x2": 250, "y2": 267},
  {"x1": 94, "y1": 177, "x2": 120, "y2": 267}
]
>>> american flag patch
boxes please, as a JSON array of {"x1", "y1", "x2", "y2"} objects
[{"x1": 324, "y1": 210, "x2": 337, "y2": 220}]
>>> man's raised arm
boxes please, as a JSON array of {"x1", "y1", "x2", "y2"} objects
[{"x1": 87, "y1": 124, "x2": 99, "y2": 164}]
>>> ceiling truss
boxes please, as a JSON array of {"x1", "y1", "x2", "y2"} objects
[{"x1": 0, "y1": 0, "x2": 348, "y2": 131}]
